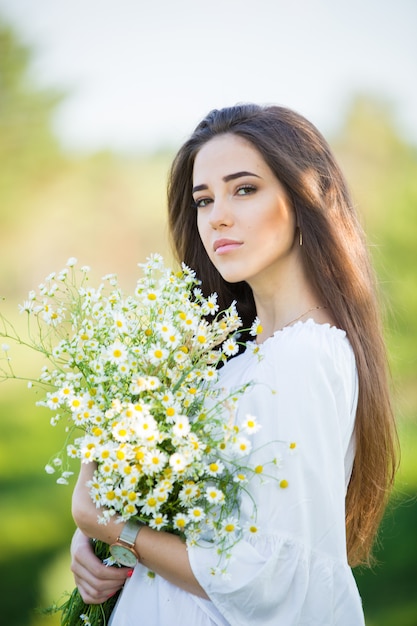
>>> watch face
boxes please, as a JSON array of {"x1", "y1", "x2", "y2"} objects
[{"x1": 110, "y1": 544, "x2": 138, "y2": 567}]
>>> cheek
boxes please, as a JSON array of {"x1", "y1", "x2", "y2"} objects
[
  {"x1": 196, "y1": 215, "x2": 211, "y2": 256},
  {"x1": 197, "y1": 213, "x2": 208, "y2": 243},
  {"x1": 196, "y1": 214, "x2": 203, "y2": 243},
  {"x1": 268, "y1": 204, "x2": 296, "y2": 241}
]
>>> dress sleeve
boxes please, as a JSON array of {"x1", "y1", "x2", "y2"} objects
[{"x1": 187, "y1": 322, "x2": 364, "y2": 626}]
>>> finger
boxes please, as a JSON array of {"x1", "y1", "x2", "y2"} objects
[
  {"x1": 72, "y1": 556, "x2": 132, "y2": 584},
  {"x1": 73, "y1": 567, "x2": 128, "y2": 601},
  {"x1": 72, "y1": 562, "x2": 133, "y2": 600},
  {"x1": 75, "y1": 580, "x2": 122, "y2": 605}
]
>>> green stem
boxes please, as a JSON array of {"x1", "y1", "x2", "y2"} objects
[{"x1": 43, "y1": 540, "x2": 120, "y2": 626}]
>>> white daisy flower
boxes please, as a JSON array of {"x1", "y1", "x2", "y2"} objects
[
  {"x1": 244, "y1": 520, "x2": 261, "y2": 536},
  {"x1": 201, "y1": 294, "x2": 219, "y2": 316},
  {"x1": 169, "y1": 452, "x2": 188, "y2": 472},
  {"x1": 106, "y1": 341, "x2": 128, "y2": 365},
  {"x1": 132, "y1": 414, "x2": 158, "y2": 440},
  {"x1": 204, "y1": 367, "x2": 218, "y2": 383},
  {"x1": 143, "y1": 449, "x2": 168, "y2": 475},
  {"x1": 173, "y1": 512, "x2": 189, "y2": 532},
  {"x1": 205, "y1": 486, "x2": 225, "y2": 505},
  {"x1": 113, "y1": 313, "x2": 128, "y2": 333},
  {"x1": 150, "y1": 514, "x2": 168, "y2": 530},
  {"x1": 179, "y1": 482, "x2": 200, "y2": 505},
  {"x1": 241, "y1": 414, "x2": 262, "y2": 435},
  {"x1": 232, "y1": 436, "x2": 252, "y2": 456},
  {"x1": 173, "y1": 349, "x2": 189, "y2": 365},
  {"x1": 206, "y1": 460, "x2": 225, "y2": 477},
  {"x1": 220, "y1": 516, "x2": 240, "y2": 539},
  {"x1": 188, "y1": 506, "x2": 206, "y2": 523},
  {"x1": 222, "y1": 338, "x2": 239, "y2": 356},
  {"x1": 145, "y1": 376, "x2": 161, "y2": 391},
  {"x1": 172, "y1": 415, "x2": 191, "y2": 438},
  {"x1": 129, "y1": 376, "x2": 148, "y2": 394},
  {"x1": 147, "y1": 344, "x2": 168, "y2": 365},
  {"x1": 112, "y1": 421, "x2": 131, "y2": 443},
  {"x1": 67, "y1": 444, "x2": 79, "y2": 458}
]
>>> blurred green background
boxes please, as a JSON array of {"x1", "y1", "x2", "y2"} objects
[{"x1": 1, "y1": 16, "x2": 416, "y2": 626}]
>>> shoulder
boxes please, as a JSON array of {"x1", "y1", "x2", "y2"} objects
[
  {"x1": 261, "y1": 319, "x2": 352, "y2": 359},
  {"x1": 220, "y1": 319, "x2": 357, "y2": 393},
  {"x1": 256, "y1": 319, "x2": 357, "y2": 390}
]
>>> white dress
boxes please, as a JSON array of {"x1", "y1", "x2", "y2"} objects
[{"x1": 109, "y1": 320, "x2": 365, "y2": 625}]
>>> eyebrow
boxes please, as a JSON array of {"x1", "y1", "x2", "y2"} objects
[{"x1": 192, "y1": 170, "x2": 261, "y2": 194}]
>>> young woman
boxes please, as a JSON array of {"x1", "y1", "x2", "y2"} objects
[{"x1": 71, "y1": 104, "x2": 398, "y2": 625}]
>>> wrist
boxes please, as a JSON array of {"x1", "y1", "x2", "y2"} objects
[{"x1": 110, "y1": 518, "x2": 145, "y2": 567}]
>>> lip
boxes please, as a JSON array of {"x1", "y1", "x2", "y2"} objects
[{"x1": 213, "y1": 238, "x2": 242, "y2": 254}]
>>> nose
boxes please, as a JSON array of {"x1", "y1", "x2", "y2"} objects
[{"x1": 208, "y1": 197, "x2": 233, "y2": 230}]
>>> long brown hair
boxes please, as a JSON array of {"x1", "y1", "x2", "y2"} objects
[{"x1": 167, "y1": 103, "x2": 398, "y2": 566}]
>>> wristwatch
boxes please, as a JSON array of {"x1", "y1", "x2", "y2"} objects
[{"x1": 110, "y1": 519, "x2": 145, "y2": 567}]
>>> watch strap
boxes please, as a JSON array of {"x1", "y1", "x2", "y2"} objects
[{"x1": 118, "y1": 518, "x2": 145, "y2": 547}]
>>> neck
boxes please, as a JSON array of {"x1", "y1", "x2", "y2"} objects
[{"x1": 249, "y1": 261, "x2": 322, "y2": 342}]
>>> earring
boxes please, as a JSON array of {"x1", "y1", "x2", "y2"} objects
[{"x1": 299, "y1": 228, "x2": 303, "y2": 246}]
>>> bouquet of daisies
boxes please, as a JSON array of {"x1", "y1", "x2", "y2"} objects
[{"x1": 1, "y1": 254, "x2": 288, "y2": 625}]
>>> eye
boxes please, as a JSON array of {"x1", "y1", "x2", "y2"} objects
[
  {"x1": 236, "y1": 184, "x2": 256, "y2": 196},
  {"x1": 193, "y1": 197, "x2": 212, "y2": 209}
]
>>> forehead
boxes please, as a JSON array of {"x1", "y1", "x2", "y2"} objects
[{"x1": 192, "y1": 134, "x2": 270, "y2": 182}]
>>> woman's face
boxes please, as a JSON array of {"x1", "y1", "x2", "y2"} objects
[{"x1": 192, "y1": 133, "x2": 298, "y2": 292}]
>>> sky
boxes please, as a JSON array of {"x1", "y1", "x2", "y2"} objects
[{"x1": 1, "y1": 0, "x2": 416, "y2": 153}]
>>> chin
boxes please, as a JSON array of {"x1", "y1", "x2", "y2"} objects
[
  {"x1": 219, "y1": 271, "x2": 248, "y2": 285},
  {"x1": 212, "y1": 262, "x2": 246, "y2": 285}
]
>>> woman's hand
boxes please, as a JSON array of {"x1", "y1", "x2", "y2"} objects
[{"x1": 70, "y1": 528, "x2": 132, "y2": 604}]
